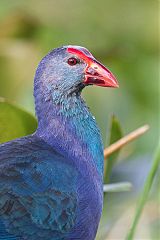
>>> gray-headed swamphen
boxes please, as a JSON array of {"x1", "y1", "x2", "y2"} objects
[{"x1": 0, "y1": 46, "x2": 118, "y2": 240}]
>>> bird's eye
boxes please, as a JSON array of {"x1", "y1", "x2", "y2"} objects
[{"x1": 67, "y1": 57, "x2": 78, "y2": 66}]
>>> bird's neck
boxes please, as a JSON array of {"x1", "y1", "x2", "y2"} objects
[{"x1": 35, "y1": 88, "x2": 104, "y2": 179}]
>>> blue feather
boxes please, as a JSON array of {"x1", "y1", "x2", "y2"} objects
[{"x1": 0, "y1": 219, "x2": 20, "y2": 240}]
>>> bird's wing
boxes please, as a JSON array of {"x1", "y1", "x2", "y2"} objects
[{"x1": 0, "y1": 135, "x2": 78, "y2": 239}]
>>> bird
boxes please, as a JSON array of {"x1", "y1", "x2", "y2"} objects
[{"x1": 0, "y1": 45, "x2": 118, "y2": 240}]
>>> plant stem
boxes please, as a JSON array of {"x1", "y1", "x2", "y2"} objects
[
  {"x1": 103, "y1": 182, "x2": 132, "y2": 192},
  {"x1": 126, "y1": 141, "x2": 160, "y2": 240},
  {"x1": 104, "y1": 125, "x2": 149, "y2": 159}
]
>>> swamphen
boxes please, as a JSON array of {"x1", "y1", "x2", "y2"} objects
[{"x1": 0, "y1": 46, "x2": 118, "y2": 240}]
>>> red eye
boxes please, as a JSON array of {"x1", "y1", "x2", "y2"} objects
[{"x1": 67, "y1": 57, "x2": 78, "y2": 66}]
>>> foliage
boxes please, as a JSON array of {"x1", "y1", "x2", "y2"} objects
[
  {"x1": 0, "y1": 98, "x2": 37, "y2": 143},
  {"x1": 126, "y1": 142, "x2": 160, "y2": 240},
  {"x1": 104, "y1": 115, "x2": 123, "y2": 183}
]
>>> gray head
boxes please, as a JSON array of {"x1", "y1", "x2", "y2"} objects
[{"x1": 34, "y1": 45, "x2": 118, "y2": 118}]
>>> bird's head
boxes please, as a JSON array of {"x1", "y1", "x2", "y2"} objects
[{"x1": 35, "y1": 45, "x2": 119, "y2": 101}]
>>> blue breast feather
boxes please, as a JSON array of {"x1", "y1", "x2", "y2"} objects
[
  {"x1": 0, "y1": 135, "x2": 79, "y2": 240},
  {"x1": 0, "y1": 219, "x2": 20, "y2": 240}
]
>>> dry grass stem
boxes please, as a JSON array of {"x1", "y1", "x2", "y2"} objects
[{"x1": 104, "y1": 125, "x2": 149, "y2": 159}]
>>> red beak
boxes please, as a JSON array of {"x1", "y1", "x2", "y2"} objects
[
  {"x1": 84, "y1": 59, "x2": 119, "y2": 88},
  {"x1": 67, "y1": 46, "x2": 119, "y2": 88}
]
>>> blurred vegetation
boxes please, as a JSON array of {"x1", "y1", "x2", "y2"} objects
[
  {"x1": 0, "y1": 0, "x2": 159, "y2": 239},
  {"x1": 0, "y1": 98, "x2": 37, "y2": 143},
  {"x1": 104, "y1": 115, "x2": 123, "y2": 184}
]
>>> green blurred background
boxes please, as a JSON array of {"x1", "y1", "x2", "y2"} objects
[{"x1": 0, "y1": 0, "x2": 159, "y2": 239}]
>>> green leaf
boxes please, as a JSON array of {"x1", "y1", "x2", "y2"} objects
[
  {"x1": 0, "y1": 98, "x2": 37, "y2": 143},
  {"x1": 126, "y1": 141, "x2": 160, "y2": 240},
  {"x1": 104, "y1": 115, "x2": 123, "y2": 183}
]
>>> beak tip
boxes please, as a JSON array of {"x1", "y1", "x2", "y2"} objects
[
  {"x1": 115, "y1": 83, "x2": 119, "y2": 88},
  {"x1": 110, "y1": 78, "x2": 119, "y2": 88}
]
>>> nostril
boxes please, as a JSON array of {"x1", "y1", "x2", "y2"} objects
[
  {"x1": 86, "y1": 67, "x2": 99, "y2": 76},
  {"x1": 86, "y1": 68, "x2": 102, "y2": 77},
  {"x1": 86, "y1": 67, "x2": 94, "y2": 74}
]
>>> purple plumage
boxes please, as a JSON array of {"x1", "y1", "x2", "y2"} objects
[{"x1": 0, "y1": 45, "x2": 118, "y2": 240}]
